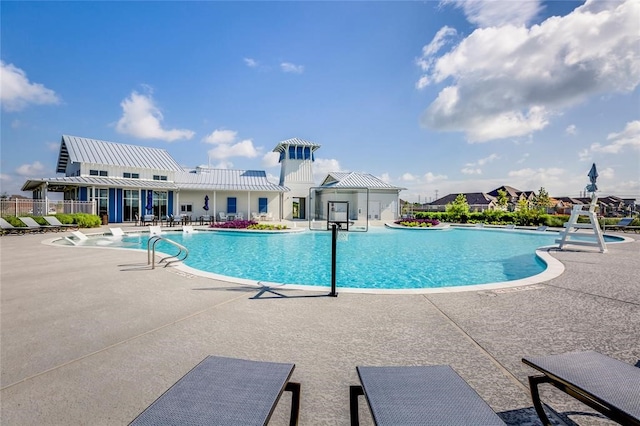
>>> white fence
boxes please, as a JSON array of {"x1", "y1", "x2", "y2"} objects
[{"x1": 0, "y1": 199, "x2": 96, "y2": 217}]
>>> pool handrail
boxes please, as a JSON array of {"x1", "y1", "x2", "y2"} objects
[{"x1": 147, "y1": 235, "x2": 189, "y2": 269}]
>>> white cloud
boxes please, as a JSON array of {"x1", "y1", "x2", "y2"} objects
[
  {"x1": 444, "y1": 0, "x2": 543, "y2": 28},
  {"x1": 418, "y1": 0, "x2": 640, "y2": 142},
  {"x1": 15, "y1": 161, "x2": 45, "y2": 176},
  {"x1": 580, "y1": 120, "x2": 640, "y2": 160},
  {"x1": 115, "y1": 90, "x2": 195, "y2": 142},
  {"x1": 461, "y1": 167, "x2": 481, "y2": 175},
  {"x1": 0, "y1": 61, "x2": 60, "y2": 112},
  {"x1": 280, "y1": 62, "x2": 304, "y2": 74},
  {"x1": 599, "y1": 167, "x2": 615, "y2": 180},
  {"x1": 313, "y1": 158, "x2": 342, "y2": 183},
  {"x1": 262, "y1": 151, "x2": 280, "y2": 168},
  {"x1": 516, "y1": 153, "x2": 530, "y2": 164},
  {"x1": 379, "y1": 173, "x2": 391, "y2": 183},
  {"x1": 244, "y1": 57, "x2": 259, "y2": 67},
  {"x1": 203, "y1": 129, "x2": 237, "y2": 145},
  {"x1": 423, "y1": 172, "x2": 448, "y2": 183},
  {"x1": 0, "y1": 173, "x2": 11, "y2": 182},
  {"x1": 401, "y1": 173, "x2": 417, "y2": 181},
  {"x1": 566, "y1": 124, "x2": 577, "y2": 135},
  {"x1": 202, "y1": 128, "x2": 259, "y2": 162}
]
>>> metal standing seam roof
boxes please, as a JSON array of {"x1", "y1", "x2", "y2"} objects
[
  {"x1": 174, "y1": 170, "x2": 288, "y2": 192},
  {"x1": 57, "y1": 135, "x2": 184, "y2": 173},
  {"x1": 320, "y1": 172, "x2": 405, "y2": 190},
  {"x1": 21, "y1": 176, "x2": 178, "y2": 192},
  {"x1": 272, "y1": 137, "x2": 321, "y2": 153}
]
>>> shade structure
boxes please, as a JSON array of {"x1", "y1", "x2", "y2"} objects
[
  {"x1": 146, "y1": 190, "x2": 153, "y2": 213},
  {"x1": 203, "y1": 195, "x2": 209, "y2": 211}
]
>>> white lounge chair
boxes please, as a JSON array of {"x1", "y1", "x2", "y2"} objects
[
  {"x1": 505, "y1": 224, "x2": 515, "y2": 230},
  {"x1": 148, "y1": 225, "x2": 162, "y2": 236},
  {"x1": 535, "y1": 225, "x2": 548, "y2": 232},
  {"x1": 109, "y1": 227, "x2": 125, "y2": 237},
  {"x1": 182, "y1": 225, "x2": 195, "y2": 234},
  {"x1": 65, "y1": 230, "x2": 89, "y2": 245}
]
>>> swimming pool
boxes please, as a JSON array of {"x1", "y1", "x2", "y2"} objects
[{"x1": 119, "y1": 227, "x2": 576, "y2": 291}]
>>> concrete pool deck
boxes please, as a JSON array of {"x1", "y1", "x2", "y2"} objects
[{"x1": 1, "y1": 224, "x2": 638, "y2": 425}]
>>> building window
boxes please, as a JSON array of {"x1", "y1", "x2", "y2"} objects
[
  {"x1": 180, "y1": 204, "x2": 192, "y2": 213},
  {"x1": 123, "y1": 172, "x2": 140, "y2": 179},
  {"x1": 99, "y1": 170, "x2": 108, "y2": 177},
  {"x1": 288, "y1": 146, "x2": 295, "y2": 160},
  {"x1": 297, "y1": 146, "x2": 303, "y2": 159},
  {"x1": 227, "y1": 197, "x2": 237, "y2": 214},
  {"x1": 89, "y1": 170, "x2": 99, "y2": 176},
  {"x1": 304, "y1": 147, "x2": 311, "y2": 159},
  {"x1": 258, "y1": 197, "x2": 268, "y2": 213},
  {"x1": 153, "y1": 175, "x2": 167, "y2": 181}
]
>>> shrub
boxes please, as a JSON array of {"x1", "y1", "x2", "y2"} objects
[
  {"x1": 247, "y1": 223, "x2": 288, "y2": 230},
  {"x1": 73, "y1": 213, "x2": 102, "y2": 228},
  {"x1": 394, "y1": 218, "x2": 440, "y2": 227},
  {"x1": 211, "y1": 220, "x2": 258, "y2": 229}
]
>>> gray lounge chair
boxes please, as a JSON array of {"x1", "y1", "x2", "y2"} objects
[
  {"x1": 130, "y1": 355, "x2": 300, "y2": 426},
  {"x1": 350, "y1": 365, "x2": 505, "y2": 425},
  {"x1": 44, "y1": 216, "x2": 78, "y2": 230},
  {"x1": 0, "y1": 217, "x2": 30, "y2": 235},
  {"x1": 18, "y1": 216, "x2": 59, "y2": 232},
  {"x1": 605, "y1": 217, "x2": 638, "y2": 233},
  {"x1": 523, "y1": 351, "x2": 640, "y2": 426}
]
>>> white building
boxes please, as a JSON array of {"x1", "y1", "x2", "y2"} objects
[{"x1": 22, "y1": 135, "x2": 405, "y2": 224}]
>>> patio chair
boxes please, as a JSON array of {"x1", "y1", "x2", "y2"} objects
[
  {"x1": 44, "y1": 216, "x2": 79, "y2": 230},
  {"x1": 129, "y1": 355, "x2": 300, "y2": 426},
  {"x1": 350, "y1": 365, "x2": 505, "y2": 425},
  {"x1": 0, "y1": 217, "x2": 29, "y2": 235},
  {"x1": 19, "y1": 216, "x2": 59, "y2": 232},
  {"x1": 218, "y1": 211, "x2": 228, "y2": 221},
  {"x1": 522, "y1": 351, "x2": 640, "y2": 426}
]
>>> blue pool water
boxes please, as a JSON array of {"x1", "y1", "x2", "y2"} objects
[{"x1": 121, "y1": 227, "x2": 574, "y2": 290}]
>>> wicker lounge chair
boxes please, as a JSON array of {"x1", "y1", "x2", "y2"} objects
[
  {"x1": 44, "y1": 216, "x2": 78, "y2": 230},
  {"x1": 350, "y1": 365, "x2": 505, "y2": 425},
  {"x1": 522, "y1": 351, "x2": 640, "y2": 426},
  {"x1": 18, "y1": 216, "x2": 59, "y2": 232},
  {"x1": 130, "y1": 355, "x2": 300, "y2": 426}
]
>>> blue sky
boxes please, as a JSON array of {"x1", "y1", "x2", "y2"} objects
[{"x1": 1, "y1": 0, "x2": 638, "y2": 202}]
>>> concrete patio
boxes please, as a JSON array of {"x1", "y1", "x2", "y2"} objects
[{"x1": 1, "y1": 225, "x2": 638, "y2": 425}]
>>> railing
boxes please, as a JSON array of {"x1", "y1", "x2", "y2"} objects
[
  {"x1": 147, "y1": 235, "x2": 189, "y2": 269},
  {"x1": 0, "y1": 199, "x2": 95, "y2": 217}
]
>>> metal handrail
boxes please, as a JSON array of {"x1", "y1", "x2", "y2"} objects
[{"x1": 147, "y1": 235, "x2": 189, "y2": 269}]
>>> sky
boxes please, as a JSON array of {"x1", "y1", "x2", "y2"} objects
[{"x1": 1, "y1": 0, "x2": 639, "y2": 202}]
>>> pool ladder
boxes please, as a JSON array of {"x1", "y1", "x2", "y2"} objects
[{"x1": 147, "y1": 235, "x2": 189, "y2": 269}]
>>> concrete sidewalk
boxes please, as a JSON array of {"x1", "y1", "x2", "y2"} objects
[{"x1": 1, "y1": 226, "x2": 638, "y2": 425}]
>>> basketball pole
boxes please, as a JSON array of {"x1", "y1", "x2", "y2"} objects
[{"x1": 329, "y1": 223, "x2": 338, "y2": 297}]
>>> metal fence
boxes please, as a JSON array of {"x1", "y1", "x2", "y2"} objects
[{"x1": 0, "y1": 199, "x2": 95, "y2": 217}]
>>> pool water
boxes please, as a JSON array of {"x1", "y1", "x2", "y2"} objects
[{"x1": 123, "y1": 227, "x2": 568, "y2": 290}]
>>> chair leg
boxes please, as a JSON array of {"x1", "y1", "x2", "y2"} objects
[
  {"x1": 349, "y1": 385, "x2": 364, "y2": 426},
  {"x1": 285, "y1": 381, "x2": 301, "y2": 426},
  {"x1": 528, "y1": 375, "x2": 553, "y2": 426}
]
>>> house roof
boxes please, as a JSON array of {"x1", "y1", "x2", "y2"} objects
[
  {"x1": 272, "y1": 137, "x2": 321, "y2": 153},
  {"x1": 487, "y1": 185, "x2": 522, "y2": 198},
  {"x1": 320, "y1": 172, "x2": 405, "y2": 190},
  {"x1": 431, "y1": 192, "x2": 496, "y2": 205},
  {"x1": 175, "y1": 169, "x2": 287, "y2": 192},
  {"x1": 56, "y1": 135, "x2": 184, "y2": 173}
]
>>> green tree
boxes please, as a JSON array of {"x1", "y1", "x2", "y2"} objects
[
  {"x1": 446, "y1": 194, "x2": 470, "y2": 223},
  {"x1": 496, "y1": 189, "x2": 509, "y2": 211},
  {"x1": 532, "y1": 187, "x2": 553, "y2": 213},
  {"x1": 514, "y1": 198, "x2": 532, "y2": 225}
]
